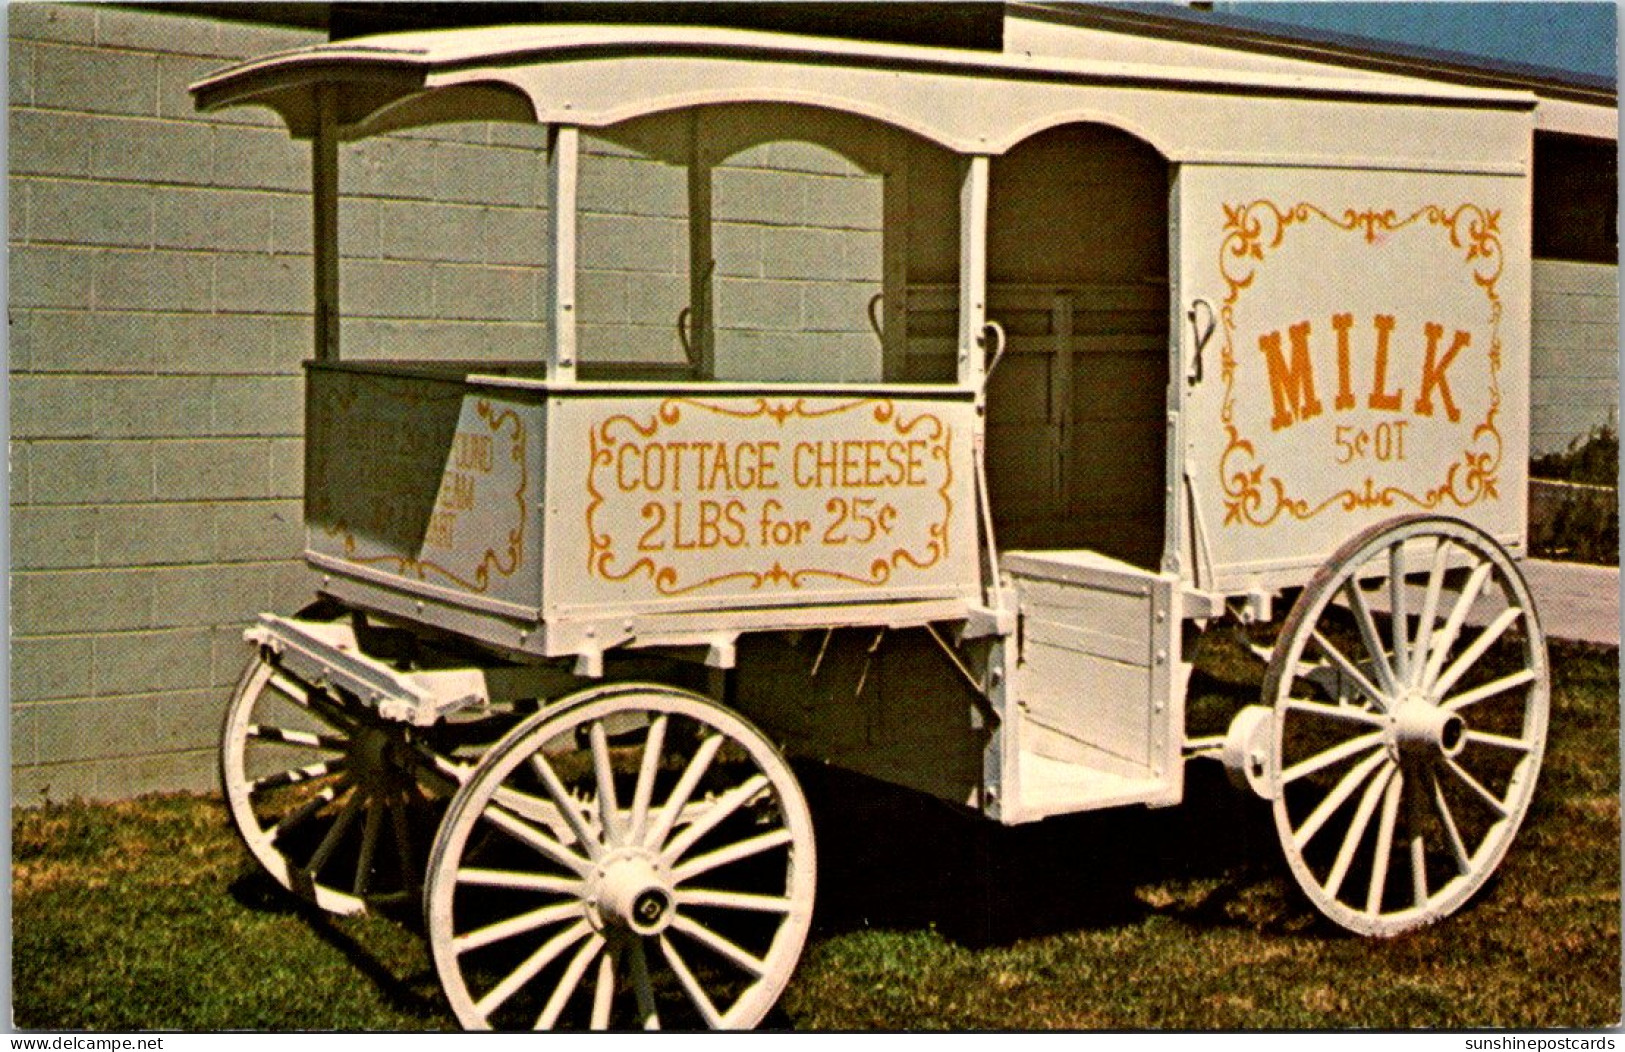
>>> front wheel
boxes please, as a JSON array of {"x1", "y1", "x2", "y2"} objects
[
  {"x1": 1263, "y1": 516, "x2": 1549, "y2": 936},
  {"x1": 426, "y1": 684, "x2": 816, "y2": 1029}
]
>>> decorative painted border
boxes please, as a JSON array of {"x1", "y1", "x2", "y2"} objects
[
  {"x1": 585, "y1": 398, "x2": 955, "y2": 596},
  {"x1": 327, "y1": 397, "x2": 528, "y2": 594},
  {"x1": 1216, "y1": 202, "x2": 1504, "y2": 528}
]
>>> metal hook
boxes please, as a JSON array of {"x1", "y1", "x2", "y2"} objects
[
  {"x1": 981, "y1": 319, "x2": 1008, "y2": 382},
  {"x1": 1187, "y1": 298, "x2": 1216, "y2": 384}
]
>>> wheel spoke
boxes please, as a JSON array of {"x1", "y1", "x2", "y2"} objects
[
  {"x1": 250, "y1": 758, "x2": 345, "y2": 794},
  {"x1": 671, "y1": 912, "x2": 768, "y2": 978},
  {"x1": 247, "y1": 724, "x2": 348, "y2": 751},
  {"x1": 590, "y1": 947, "x2": 616, "y2": 1031},
  {"x1": 458, "y1": 868, "x2": 582, "y2": 895},
  {"x1": 481, "y1": 803, "x2": 594, "y2": 878},
  {"x1": 1410, "y1": 539, "x2": 1451, "y2": 687},
  {"x1": 1365, "y1": 769, "x2": 1404, "y2": 914},
  {"x1": 1280, "y1": 730, "x2": 1385, "y2": 786},
  {"x1": 645, "y1": 734, "x2": 725, "y2": 851},
  {"x1": 536, "y1": 932, "x2": 605, "y2": 1029},
  {"x1": 589, "y1": 721, "x2": 625, "y2": 844},
  {"x1": 1388, "y1": 542, "x2": 1410, "y2": 684},
  {"x1": 629, "y1": 938, "x2": 660, "y2": 1030},
  {"x1": 1325, "y1": 764, "x2": 1396, "y2": 899},
  {"x1": 456, "y1": 899, "x2": 586, "y2": 954},
  {"x1": 1344, "y1": 579, "x2": 1398, "y2": 696},
  {"x1": 1462, "y1": 729, "x2": 1534, "y2": 753},
  {"x1": 306, "y1": 786, "x2": 367, "y2": 874},
  {"x1": 1430, "y1": 771, "x2": 1472, "y2": 873},
  {"x1": 1292, "y1": 749, "x2": 1389, "y2": 850},
  {"x1": 267, "y1": 779, "x2": 348, "y2": 843},
  {"x1": 1308, "y1": 631, "x2": 1389, "y2": 710},
  {"x1": 659, "y1": 933, "x2": 722, "y2": 1028},
  {"x1": 1443, "y1": 668, "x2": 1538, "y2": 712},
  {"x1": 1431, "y1": 607, "x2": 1523, "y2": 700},
  {"x1": 1421, "y1": 562, "x2": 1493, "y2": 691},
  {"x1": 676, "y1": 888, "x2": 794, "y2": 914},
  {"x1": 474, "y1": 917, "x2": 593, "y2": 1020},
  {"x1": 661, "y1": 775, "x2": 771, "y2": 866},
  {"x1": 1283, "y1": 698, "x2": 1385, "y2": 727},
  {"x1": 630, "y1": 716, "x2": 668, "y2": 844},
  {"x1": 353, "y1": 795, "x2": 384, "y2": 898},
  {"x1": 673, "y1": 827, "x2": 794, "y2": 884},
  {"x1": 390, "y1": 794, "x2": 415, "y2": 885},
  {"x1": 1443, "y1": 756, "x2": 1510, "y2": 819},
  {"x1": 530, "y1": 752, "x2": 602, "y2": 859}
]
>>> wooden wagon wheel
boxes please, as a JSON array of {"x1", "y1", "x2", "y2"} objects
[
  {"x1": 221, "y1": 648, "x2": 450, "y2": 915},
  {"x1": 426, "y1": 684, "x2": 816, "y2": 1030},
  {"x1": 1262, "y1": 515, "x2": 1549, "y2": 936}
]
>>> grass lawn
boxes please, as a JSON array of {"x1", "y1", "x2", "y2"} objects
[{"x1": 12, "y1": 640, "x2": 1620, "y2": 1030}]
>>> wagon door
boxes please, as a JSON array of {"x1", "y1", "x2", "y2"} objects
[{"x1": 1172, "y1": 164, "x2": 1531, "y2": 595}]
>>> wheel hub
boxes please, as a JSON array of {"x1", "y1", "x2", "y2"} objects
[
  {"x1": 1388, "y1": 693, "x2": 1466, "y2": 760},
  {"x1": 350, "y1": 723, "x2": 413, "y2": 788},
  {"x1": 587, "y1": 850, "x2": 675, "y2": 936}
]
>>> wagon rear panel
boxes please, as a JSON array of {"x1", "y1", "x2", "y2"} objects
[{"x1": 1176, "y1": 165, "x2": 1531, "y2": 594}]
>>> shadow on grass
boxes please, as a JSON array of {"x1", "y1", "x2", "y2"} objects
[
  {"x1": 228, "y1": 869, "x2": 446, "y2": 1021},
  {"x1": 799, "y1": 759, "x2": 1310, "y2": 950}
]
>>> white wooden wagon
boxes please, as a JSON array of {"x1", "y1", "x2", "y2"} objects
[{"x1": 192, "y1": 20, "x2": 1549, "y2": 1029}]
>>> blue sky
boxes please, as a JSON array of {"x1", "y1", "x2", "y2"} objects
[{"x1": 1211, "y1": 2, "x2": 1618, "y2": 80}]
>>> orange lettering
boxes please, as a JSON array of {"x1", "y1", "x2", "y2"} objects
[
  {"x1": 1259, "y1": 321, "x2": 1323, "y2": 431},
  {"x1": 1332, "y1": 312, "x2": 1356, "y2": 411},
  {"x1": 1414, "y1": 324, "x2": 1470, "y2": 422},
  {"x1": 1367, "y1": 314, "x2": 1403, "y2": 412}
]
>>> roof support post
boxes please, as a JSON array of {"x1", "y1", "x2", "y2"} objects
[
  {"x1": 312, "y1": 84, "x2": 340, "y2": 362},
  {"x1": 547, "y1": 124, "x2": 580, "y2": 382},
  {"x1": 957, "y1": 154, "x2": 990, "y2": 390}
]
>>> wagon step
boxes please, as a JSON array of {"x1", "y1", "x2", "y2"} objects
[
  {"x1": 1014, "y1": 750, "x2": 1174, "y2": 820},
  {"x1": 244, "y1": 613, "x2": 495, "y2": 727}
]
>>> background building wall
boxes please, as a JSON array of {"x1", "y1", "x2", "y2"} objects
[
  {"x1": 10, "y1": 4, "x2": 322, "y2": 802},
  {"x1": 1530, "y1": 260, "x2": 1620, "y2": 456}
]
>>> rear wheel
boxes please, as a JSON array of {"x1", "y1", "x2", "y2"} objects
[
  {"x1": 426, "y1": 684, "x2": 816, "y2": 1029},
  {"x1": 1264, "y1": 516, "x2": 1549, "y2": 935}
]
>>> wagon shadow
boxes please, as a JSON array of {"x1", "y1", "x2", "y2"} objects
[
  {"x1": 800, "y1": 759, "x2": 1300, "y2": 949},
  {"x1": 228, "y1": 869, "x2": 446, "y2": 1020}
]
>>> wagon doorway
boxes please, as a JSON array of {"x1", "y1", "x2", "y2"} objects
[{"x1": 985, "y1": 124, "x2": 1170, "y2": 569}]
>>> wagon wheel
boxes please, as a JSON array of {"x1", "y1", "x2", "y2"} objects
[
  {"x1": 221, "y1": 648, "x2": 450, "y2": 915},
  {"x1": 426, "y1": 684, "x2": 816, "y2": 1030},
  {"x1": 1263, "y1": 515, "x2": 1548, "y2": 936}
]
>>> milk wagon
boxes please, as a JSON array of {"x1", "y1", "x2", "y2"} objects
[{"x1": 191, "y1": 21, "x2": 1548, "y2": 1029}]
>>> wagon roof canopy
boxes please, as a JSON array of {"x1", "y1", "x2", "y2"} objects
[{"x1": 191, "y1": 22, "x2": 1536, "y2": 147}]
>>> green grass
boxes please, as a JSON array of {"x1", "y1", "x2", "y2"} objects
[{"x1": 13, "y1": 641, "x2": 1620, "y2": 1030}]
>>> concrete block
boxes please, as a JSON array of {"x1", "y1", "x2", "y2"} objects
[
  {"x1": 32, "y1": 42, "x2": 158, "y2": 116},
  {"x1": 12, "y1": 505, "x2": 98, "y2": 570},
  {"x1": 213, "y1": 499, "x2": 303, "y2": 561},
  {"x1": 580, "y1": 213, "x2": 685, "y2": 272},
  {"x1": 766, "y1": 139, "x2": 866, "y2": 176},
  {"x1": 211, "y1": 124, "x2": 305, "y2": 192},
  {"x1": 433, "y1": 264, "x2": 540, "y2": 323},
  {"x1": 20, "y1": 697, "x2": 135, "y2": 765},
  {"x1": 10, "y1": 109, "x2": 94, "y2": 176},
  {"x1": 29, "y1": 439, "x2": 154, "y2": 504},
  {"x1": 11, "y1": 180, "x2": 29, "y2": 244},
  {"x1": 96, "y1": 502, "x2": 219, "y2": 566},
  {"x1": 150, "y1": 563, "x2": 273, "y2": 628},
  {"x1": 11, "y1": 634, "x2": 97, "y2": 703},
  {"x1": 157, "y1": 313, "x2": 307, "y2": 375},
  {"x1": 621, "y1": 272, "x2": 688, "y2": 327},
  {"x1": 95, "y1": 6, "x2": 225, "y2": 57},
  {"x1": 713, "y1": 168, "x2": 805, "y2": 226},
  {"x1": 153, "y1": 439, "x2": 273, "y2": 500},
  {"x1": 341, "y1": 260, "x2": 439, "y2": 319},
  {"x1": 92, "y1": 249, "x2": 213, "y2": 311},
  {"x1": 715, "y1": 278, "x2": 801, "y2": 332},
  {"x1": 803, "y1": 172, "x2": 884, "y2": 231},
  {"x1": 435, "y1": 141, "x2": 543, "y2": 208},
  {"x1": 340, "y1": 135, "x2": 440, "y2": 200},
  {"x1": 268, "y1": 437, "x2": 303, "y2": 496},
  {"x1": 268, "y1": 559, "x2": 320, "y2": 611},
  {"x1": 212, "y1": 623, "x2": 258, "y2": 687},
  {"x1": 712, "y1": 222, "x2": 763, "y2": 279},
  {"x1": 576, "y1": 269, "x2": 626, "y2": 325},
  {"x1": 11, "y1": 374, "x2": 97, "y2": 439},
  {"x1": 11, "y1": 760, "x2": 103, "y2": 807},
  {"x1": 10, "y1": 3, "x2": 98, "y2": 45},
  {"x1": 96, "y1": 748, "x2": 220, "y2": 800},
  {"x1": 762, "y1": 226, "x2": 848, "y2": 281},
  {"x1": 10, "y1": 244, "x2": 95, "y2": 308},
  {"x1": 27, "y1": 178, "x2": 154, "y2": 248},
  {"x1": 213, "y1": 252, "x2": 310, "y2": 314},
  {"x1": 153, "y1": 186, "x2": 277, "y2": 253},
  {"x1": 12, "y1": 441, "x2": 34, "y2": 505},
  {"x1": 90, "y1": 115, "x2": 214, "y2": 185},
  {"x1": 802, "y1": 281, "x2": 881, "y2": 334},
  {"x1": 11, "y1": 38, "x2": 35, "y2": 107},
  {"x1": 13, "y1": 568, "x2": 154, "y2": 634},
  {"x1": 90, "y1": 376, "x2": 215, "y2": 439},
  {"x1": 379, "y1": 200, "x2": 486, "y2": 263},
  {"x1": 213, "y1": 20, "x2": 318, "y2": 58},
  {"x1": 146, "y1": 690, "x2": 230, "y2": 755},
  {"x1": 93, "y1": 627, "x2": 215, "y2": 695},
  {"x1": 484, "y1": 205, "x2": 551, "y2": 267},
  {"x1": 20, "y1": 310, "x2": 165, "y2": 374},
  {"x1": 844, "y1": 229, "x2": 885, "y2": 279},
  {"x1": 212, "y1": 376, "x2": 303, "y2": 436}
]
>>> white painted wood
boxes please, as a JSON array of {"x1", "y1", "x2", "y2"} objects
[
  {"x1": 548, "y1": 125, "x2": 580, "y2": 380},
  {"x1": 958, "y1": 156, "x2": 990, "y2": 388}
]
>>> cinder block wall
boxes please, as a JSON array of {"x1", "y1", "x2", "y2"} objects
[
  {"x1": 1530, "y1": 260, "x2": 1620, "y2": 457},
  {"x1": 10, "y1": 4, "x2": 322, "y2": 802}
]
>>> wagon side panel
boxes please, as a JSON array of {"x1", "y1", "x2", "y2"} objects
[{"x1": 1175, "y1": 164, "x2": 1532, "y2": 593}]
